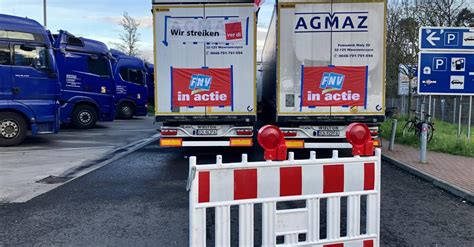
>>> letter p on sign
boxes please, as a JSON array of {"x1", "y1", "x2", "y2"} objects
[
  {"x1": 445, "y1": 32, "x2": 458, "y2": 46},
  {"x1": 433, "y1": 57, "x2": 447, "y2": 71}
]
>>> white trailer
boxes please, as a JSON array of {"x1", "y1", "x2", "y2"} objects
[
  {"x1": 261, "y1": 0, "x2": 386, "y2": 149},
  {"x1": 152, "y1": 0, "x2": 257, "y2": 147}
]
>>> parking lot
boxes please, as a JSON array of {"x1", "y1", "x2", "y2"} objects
[
  {"x1": 1, "y1": 143, "x2": 472, "y2": 246},
  {"x1": 0, "y1": 117, "x2": 158, "y2": 203}
]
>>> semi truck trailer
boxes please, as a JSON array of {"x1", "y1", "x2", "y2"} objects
[
  {"x1": 110, "y1": 49, "x2": 148, "y2": 119},
  {"x1": 51, "y1": 31, "x2": 116, "y2": 129},
  {"x1": 152, "y1": 0, "x2": 257, "y2": 147},
  {"x1": 0, "y1": 14, "x2": 60, "y2": 146},
  {"x1": 261, "y1": 0, "x2": 386, "y2": 149}
]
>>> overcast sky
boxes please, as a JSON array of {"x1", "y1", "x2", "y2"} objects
[{"x1": 0, "y1": 0, "x2": 275, "y2": 62}]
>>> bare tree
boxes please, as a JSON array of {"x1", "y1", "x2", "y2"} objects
[
  {"x1": 386, "y1": 0, "x2": 473, "y2": 116},
  {"x1": 116, "y1": 12, "x2": 141, "y2": 56}
]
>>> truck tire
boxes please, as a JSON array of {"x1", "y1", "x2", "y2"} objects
[
  {"x1": 117, "y1": 102, "x2": 134, "y2": 119},
  {"x1": 72, "y1": 105, "x2": 98, "y2": 129},
  {"x1": 0, "y1": 112, "x2": 27, "y2": 147}
]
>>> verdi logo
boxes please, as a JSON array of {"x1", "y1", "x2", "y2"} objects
[
  {"x1": 320, "y1": 72, "x2": 345, "y2": 93},
  {"x1": 189, "y1": 74, "x2": 212, "y2": 94},
  {"x1": 224, "y1": 22, "x2": 243, "y2": 40}
]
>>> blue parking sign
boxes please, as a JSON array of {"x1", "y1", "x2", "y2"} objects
[
  {"x1": 420, "y1": 27, "x2": 474, "y2": 50},
  {"x1": 418, "y1": 52, "x2": 474, "y2": 95}
]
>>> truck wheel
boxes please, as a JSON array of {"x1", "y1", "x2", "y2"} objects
[
  {"x1": 0, "y1": 112, "x2": 27, "y2": 146},
  {"x1": 118, "y1": 102, "x2": 134, "y2": 119},
  {"x1": 72, "y1": 105, "x2": 97, "y2": 129}
]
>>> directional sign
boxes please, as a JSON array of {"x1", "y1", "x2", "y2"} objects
[
  {"x1": 420, "y1": 27, "x2": 474, "y2": 50},
  {"x1": 398, "y1": 64, "x2": 417, "y2": 96},
  {"x1": 418, "y1": 52, "x2": 474, "y2": 95}
]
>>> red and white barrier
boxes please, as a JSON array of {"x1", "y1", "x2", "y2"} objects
[{"x1": 188, "y1": 149, "x2": 381, "y2": 246}]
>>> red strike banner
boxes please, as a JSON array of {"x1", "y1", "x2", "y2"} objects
[
  {"x1": 302, "y1": 66, "x2": 367, "y2": 107},
  {"x1": 172, "y1": 68, "x2": 232, "y2": 107}
]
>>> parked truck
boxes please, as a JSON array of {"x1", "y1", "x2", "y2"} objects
[
  {"x1": 152, "y1": 0, "x2": 257, "y2": 147},
  {"x1": 110, "y1": 49, "x2": 148, "y2": 119},
  {"x1": 261, "y1": 0, "x2": 386, "y2": 149},
  {"x1": 50, "y1": 31, "x2": 116, "y2": 129},
  {"x1": 145, "y1": 63, "x2": 154, "y2": 106},
  {"x1": 0, "y1": 14, "x2": 60, "y2": 146}
]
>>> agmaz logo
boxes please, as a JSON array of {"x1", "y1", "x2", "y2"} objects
[
  {"x1": 295, "y1": 12, "x2": 368, "y2": 33},
  {"x1": 189, "y1": 74, "x2": 212, "y2": 94},
  {"x1": 320, "y1": 72, "x2": 345, "y2": 93}
]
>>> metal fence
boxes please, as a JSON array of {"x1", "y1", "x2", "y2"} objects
[{"x1": 386, "y1": 95, "x2": 473, "y2": 137}]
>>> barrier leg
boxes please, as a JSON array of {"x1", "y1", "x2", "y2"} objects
[
  {"x1": 262, "y1": 202, "x2": 276, "y2": 246},
  {"x1": 327, "y1": 197, "x2": 341, "y2": 240},
  {"x1": 239, "y1": 204, "x2": 254, "y2": 247},
  {"x1": 215, "y1": 205, "x2": 231, "y2": 246},
  {"x1": 285, "y1": 233, "x2": 299, "y2": 245},
  {"x1": 307, "y1": 198, "x2": 320, "y2": 242},
  {"x1": 347, "y1": 195, "x2": 361, "y2": 237},
  {"x1": 366, "y1": 194, "x2": 378, "y2": 236},
  {"x1": 189, "y1": 157, "x2": 206, "y2": 247}
]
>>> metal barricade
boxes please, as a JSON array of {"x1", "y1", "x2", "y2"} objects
[{"x1": 188, "y1": 149, "x2": 381, "y2": 246}]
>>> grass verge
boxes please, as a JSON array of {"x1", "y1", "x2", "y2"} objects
[
  {"x1": 147, "y1": 104, "x2": 154, "y2": 116},
  {"x1": 381, "y1": 117, "x2": 474, "y2": 157}
]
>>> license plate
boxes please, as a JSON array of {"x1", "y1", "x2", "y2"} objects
[
  {"x1": 317, "y1": 130, "x2": 340, "y2": 137},
  {"x1": 196, "y1": 129, "x2": 218, "y2": 135}
]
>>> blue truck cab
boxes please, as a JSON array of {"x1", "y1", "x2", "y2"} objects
[
  {"x1": 0, "y1": 14, "x2": 60, "y2": 146},
  {"x1": 50, "y1": 31, "x2": 115, "y2": 129},
  {"x1": 145, "y1": 63, "x2": 154, "y2": 105},
  {"x1": 110, "y1": 49, "x2": 148, "y2": 119}
]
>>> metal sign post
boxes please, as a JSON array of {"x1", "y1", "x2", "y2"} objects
[
  {"x1": 389, "y1": 119, "x2": 397, "y2": 151},
  {"x1": 420, "y1": 123, "x2": 428, "y2": 164},
  {"x1": 469, "y1": 96, "x2": 472, "y2": 141},
  {"x1": 458, "y1": 96, "x2": 463, "y2": 138},
  {"x1": 428, "y1": 95, "x2": 432, "y2": 118}
]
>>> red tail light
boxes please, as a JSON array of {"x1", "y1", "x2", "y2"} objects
[
  {"x1": 236, "y1": 129, "x2": 253, "y2": 136},
  {"x1": 161, "y1": 129, "x2": 178, "y2": 136},
  {"x1": 283, "y1": 130, "x2": 297, "y2": 137}
]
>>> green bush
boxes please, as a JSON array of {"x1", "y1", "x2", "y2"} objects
[{"x1": 381, "y1": 117, "x2": 474, "y2": 157}]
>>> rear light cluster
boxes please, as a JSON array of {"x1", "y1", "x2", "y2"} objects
[
  {"x1": 282, "y1": 130, "x2": 297, "y2": 137},
  {"x1": 236, "y1": 129, "x2": 253, "y2": 136},
  {"x1": 161, "y1": 129, "x2": 178, "y2": 136}
]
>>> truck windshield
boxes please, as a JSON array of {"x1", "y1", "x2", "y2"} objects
[
  {"x1": 120, "y1": 68, "x2": 145, "y2": 85},
  {"x1": 0, "y1": 30, "x2": 45, "y2": 42},
  {"x1": 14, "y1": 44, "x2": 53, "y2": 71}
]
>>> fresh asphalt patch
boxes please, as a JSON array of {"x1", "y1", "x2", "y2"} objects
[
  {"x1": 0, "y1": 143, "x2": 472, "y2": 246},
  {"x1": 0, "y1": 117, "x2": 158, "y2": 203}
]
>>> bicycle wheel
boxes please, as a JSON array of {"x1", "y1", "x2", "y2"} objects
[
  {"x1": 402, "y1": 121, "x2": 416, "y2": 137},
  {"x1": 427, "y1": 123, "x2": 435, "y2": 143}
]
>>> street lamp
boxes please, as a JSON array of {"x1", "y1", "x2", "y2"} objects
[{"x1": 43, "y1": 0, "x2": 47, "y2": 27}]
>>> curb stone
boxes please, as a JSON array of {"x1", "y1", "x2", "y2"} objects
[{"x1": 382, "y1": 154, "x2": 473, "y2": 203}]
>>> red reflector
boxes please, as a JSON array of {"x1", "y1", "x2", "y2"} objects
[
  {"x1": 283, "y1": 131, "x2": 297, "y2": 137},
  {"x1": 161, "y1": 129, "x2": 178, "y2": 136},
  {"x1": 236, "y1": 129, "x2": 253, "y2": 135}
]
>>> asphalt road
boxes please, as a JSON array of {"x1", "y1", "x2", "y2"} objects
[
  {"x1": 0, "y1": 117, "x2": 158, "y2": 203},
  {"x1": 0, "y1": 143, "x2": 472, "y2": 246}
]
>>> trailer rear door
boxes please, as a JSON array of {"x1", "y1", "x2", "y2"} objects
[
  {"x1": 277, "y1": 0, "x2": 386, "y2": 117},
  {"x1": 153, "y1": 3, "x2": 256, "y2": 117}
]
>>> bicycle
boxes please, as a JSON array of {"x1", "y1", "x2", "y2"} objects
[{"x1": 402, "y1": 110, "x2": 435, "y2": 143}]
